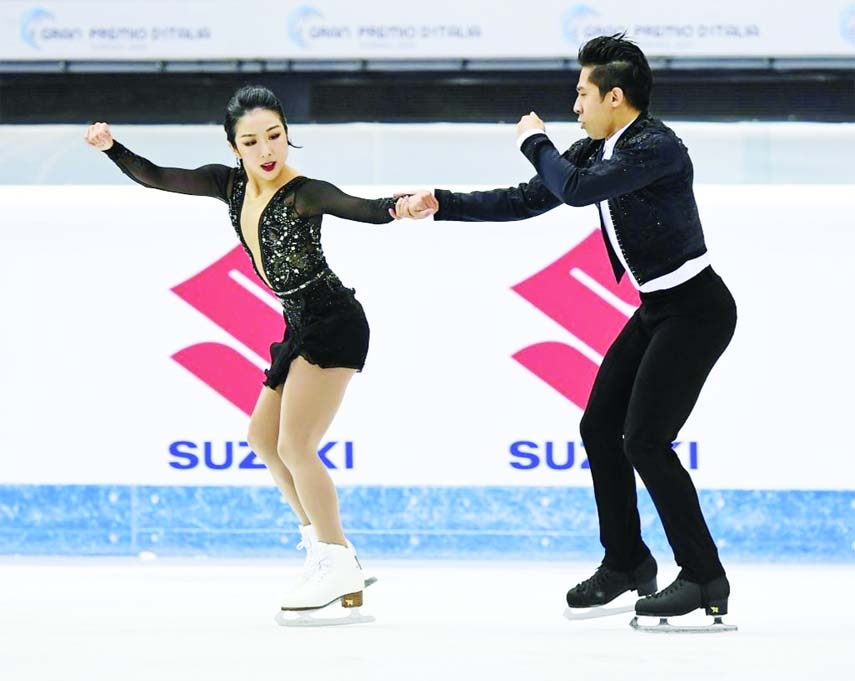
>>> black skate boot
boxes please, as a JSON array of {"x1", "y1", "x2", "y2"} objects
[
  {"x1": 631, "y1": 575, "x2": 737, "y2": 633},
  {"x1": 635, "y1": 574, "x2": 729, "y2": 617},
  {"x1": 564, "y1": 555, "x2": 657, "y2": 619}
]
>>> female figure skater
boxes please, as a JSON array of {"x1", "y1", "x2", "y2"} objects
[{"x1": 85, "y1": 85, "x2": 432, "y2": 614}]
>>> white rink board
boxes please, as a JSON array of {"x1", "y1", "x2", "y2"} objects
[{"x1": 0, "y1": 184, "x2": 852, "y2": 490}]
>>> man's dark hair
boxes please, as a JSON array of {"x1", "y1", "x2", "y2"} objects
[{"x1": 578, "y1": 33, "x2": 652, "y2": 112}]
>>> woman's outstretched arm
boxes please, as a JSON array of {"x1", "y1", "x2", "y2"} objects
[{"x1": 84, "y1": 122, "x2": 232, "y2": 202}]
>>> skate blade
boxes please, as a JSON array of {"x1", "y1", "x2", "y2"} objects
[
  {"x1": 275, "y1": 607, "x2": 375, "y2": 627},
  {"x1": 564, "y1": 603, "x2": 635, "y2": 620},
  {"x1": 563, "y1": 590, "x2": 641, "y2": 620},
  {"x1": 630, "y1": 615, "x2": 738, "y2": 634}
]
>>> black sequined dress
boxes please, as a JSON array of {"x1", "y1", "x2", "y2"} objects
[{"x1": 104, "y1": 142, "x2": 395, "y2": 388}]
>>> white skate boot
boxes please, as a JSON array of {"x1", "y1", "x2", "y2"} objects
[
  {"x1": 285, "y1": 524, "x2": 318, "y2": 594},
  {"x1": 275, "y1": 542, "x2": 374, "y2": 627},
  {"x1": 345, "y1": 535, "x2": 377, "y2": 589},
  {"x1": 287, "y1": 525, "x2": 375, "y2": 594}
]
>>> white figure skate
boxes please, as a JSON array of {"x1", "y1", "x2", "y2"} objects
[{"x1": 275, "y1": 542, "x2": 375, "y2": 627}]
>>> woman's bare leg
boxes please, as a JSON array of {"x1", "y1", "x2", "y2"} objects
[
  {"x1": 247, "y1": 385, "x2": 309, "y2": 525},
  {"x1": 277, "y1": 356, "x2": 356, "y2": 547}
]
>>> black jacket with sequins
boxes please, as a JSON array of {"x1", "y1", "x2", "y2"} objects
[
  {"x1": 434, "y1": 114, "x2": 707, "y2": 286},
  {"x1": 103, "y1": 142, "x2": 395, "y2": 296}
]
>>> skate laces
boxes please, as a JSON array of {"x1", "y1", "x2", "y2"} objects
[
  {"x1": 576, "y1": 564, "x2": 615, "y2": 592},
  {"x1": 297, "y1": 526, "x2": 315, "y2": 553},
  {"x1": 305, "y1": 556, "x2": 332, "y2": 585},
  {"x1": 297, "y1": 537, "x2": 316, "y2": 578}
]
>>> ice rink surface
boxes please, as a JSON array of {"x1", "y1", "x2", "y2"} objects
[{"x1": 0, "y1": 558, "x2": 852, "y2": 681}]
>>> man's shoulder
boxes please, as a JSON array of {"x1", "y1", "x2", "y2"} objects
[
  {"x1": 628, "y1": 115, "x2": 672, "y2": 139},
  {"x1": 624, "y1": 116, "x2": 687, "y2": 156}
]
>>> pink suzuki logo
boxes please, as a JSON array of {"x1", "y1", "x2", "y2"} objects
[
  {"x1": 170, "y1": 246, "x2": 284, "y2": 415},
  {"x1": 171, "y1": 231, "x2": 637, "y2": 415},
  {"x1": 512, "y1": 230, "x2": 639, "y2": 409}
]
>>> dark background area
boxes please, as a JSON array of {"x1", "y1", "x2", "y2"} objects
[{"x1": 2, "y1": 65, "x2": 853, "y2": 124}]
